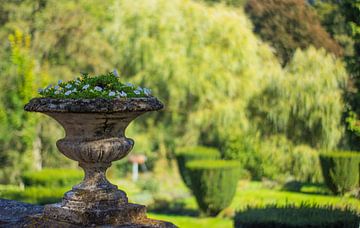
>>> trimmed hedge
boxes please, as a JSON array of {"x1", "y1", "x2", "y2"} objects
[
  {"x1": 22, "y1": 168, "x2": 83, "y2": 187},
  {"x1": 319, "y1": 151, "x2": 360, "y2": 195},
  {"x1": 186, "y1": 160, "x2": 240, "y2": 216},
  {"x1": 234, "y1": 204, "x2": 360, "y2": 228},
  {"x1": 0, "y1": 186, "x2": 67, "y2": 205},
  {"x1": 175, "y1": 146, "x2": 220, "y2": 188}
]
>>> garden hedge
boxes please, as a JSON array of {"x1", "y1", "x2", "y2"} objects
[
  {"x1": 175, "y1": 146, "x2": 220, "y2": 188},
  {"x1": 234, "y1": 204, "x2": 360, "y2": 228},
  {"x1": 319, "y1": 151, "x2": 360, "y2": 195},
  {"x1": 186, "y1": 160, "x2": 240, "y2": 216},
  {"x1": 22, "y1": 168, "x2": 83, "y2": 187}
]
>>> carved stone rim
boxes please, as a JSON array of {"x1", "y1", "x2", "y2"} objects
[{"x1": 24, "y1": 97, "x2": 164, "y2": 113}]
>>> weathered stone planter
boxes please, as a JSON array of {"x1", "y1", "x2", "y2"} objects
[{"x1": 23, "y1": 97, "x2": 175, "y2": 227}]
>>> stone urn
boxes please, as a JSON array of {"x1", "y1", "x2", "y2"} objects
[{"x1": 24, "y1": 97, "x2": 175, "y2": 227}]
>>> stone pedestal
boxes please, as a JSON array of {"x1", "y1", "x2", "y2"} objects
[
  {"x1": 0, "y1": 199, "x2": 174, "y2": 228},
  {"x1": 23, "y1": 98, "x2": 175, "y2": 227}
]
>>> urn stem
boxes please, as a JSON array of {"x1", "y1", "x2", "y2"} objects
[{"x1": 77, "y1": 162, "x2": 116, "y2": 190}]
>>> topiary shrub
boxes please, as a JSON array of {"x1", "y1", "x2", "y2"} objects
[
  {"x1": 186, "y1": 160, "x2": 240, "y2": 216},
  {"x1": 175, "y1": 146, "x2": 220, "y2": 188},
  {"x1": 0, "y1": 186, "x2": 68, "y2": 205},
  {"x1": 22, "y1": 168, "x2": 83, "y2": 187},
  {"x1": 319, "y1": 151, "x2": 360, "y2": 195},
  {"x1": 234, "y1": 204, "x2": 360, "y2": 228}
]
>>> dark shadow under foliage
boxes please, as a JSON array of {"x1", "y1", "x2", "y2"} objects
[
  {"x1": 319, "y1": 152, "x2": 360, "y2": 195},
  {"x1": 234, "y1": 204, "x2": 360, "y2": 228},
  {"x1": 148, "y1": 199, "x2": 199, "y2": 217},
  {"x1": 282, "y1": 181, "x2": 331, "y2": 196}
]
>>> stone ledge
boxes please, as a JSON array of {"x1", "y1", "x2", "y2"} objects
[
  {"x1": 0, "y1": 198, "x2": 176, "y2": 228},
  {"x1": 0, "y1": 198, "x2": 43, "y2": 227}
]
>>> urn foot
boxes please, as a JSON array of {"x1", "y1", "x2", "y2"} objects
[{"x1": 33, "y1": 203, "x2": 176, "y2": 227}]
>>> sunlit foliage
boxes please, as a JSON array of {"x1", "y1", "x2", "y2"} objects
[
  {"x1": 110, "y1": 0, "x2": 282, "y2": 151},
  {"x1": 250, "y1": 47, "x2": 347, "y2": 149}
]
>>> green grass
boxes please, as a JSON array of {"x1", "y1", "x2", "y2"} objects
[
  {"x1": 0, "y1": 174, "x2": 359, "y2": 228},
  {"x1": 148, "y1": 213, "x2": 232, "y2": 228},
  {"x1": 231, "y1": 181, "x2": 360, "y2": 212}
]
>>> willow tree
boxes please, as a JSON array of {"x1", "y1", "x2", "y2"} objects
[
  {"x1": 249, "y1": 47, "x2": 347, "y2": 150},
  {"x1": 109, "y1": 0, "x2": 283, "y2": 153}
]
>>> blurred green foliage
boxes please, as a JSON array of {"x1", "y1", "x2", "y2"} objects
[
  {"x1": 0, "y1": 0, "x2": 354, "y2": 186},
  {"x1": 234, "y1": 204, "x2": 360, "y2": 228},
  {"x1": 186, "y1": 160, "x2": 240, "y2": 216},
  {"x1": 22, "y1": 168, "x2": 82, "y2": 187},
  {"x1": 250, "y1": 47, "x2": 347, "y2": 150},
  {"x1": 245, "y1": 0, "x2": 343, "y2": 65},
  {"x1": 311, "y1": 0, "x2": 360, "y2": 150},
  {"x1": 0, "y1": 30, "x2": 46, "y2": 183},
  {"x1": 0, "y1": 186, "x2": 66, "y2": 205},
  {"x1": 175, "y1": 146, "x2": 220, "y2": 187},
  {"x1": 311, "y1": 0, "x2": 354, "y2": 56},
  {"x1": 222, "y1": 133, "x2": 323, "y2": 182},
  {"x1": 319, "y1": 151, "x2": 360, "y2": 195}
]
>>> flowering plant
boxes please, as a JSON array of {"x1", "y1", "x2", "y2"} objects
[{"x1": 38, "y1": 70, "x2": 152, "y2": 99}]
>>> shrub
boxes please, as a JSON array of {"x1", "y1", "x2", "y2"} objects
[
  {"x1": 234, "y1": 204, "x2": 360, "y2": 228},
  {"x1": 221, "y1": 131, "x2": 263, "y2": 180},
  {"x1": 186, "y1": 160, "x2": 240, "y2": 216},
  {"x1": 282, "y1": 181, "x2": 331, "y2": 195},
  {"x1": 175, "y1": 146, "x2": 220, "y2": 187},
  {"x1": 319, "y1": 151, "x2": 360, "y2": 195},
  {"x1": 0, "y1": 186, "x2": 67, "y2": 205},
  {"x1": 22, "y1": 168, "x2": 83, "y2": 187},
  {"x1": 222, "y1": 133, "x2": 323, "y2": 182}
]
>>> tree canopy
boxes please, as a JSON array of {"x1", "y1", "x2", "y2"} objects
[{"x1": 245, "y1": 0, "x2": 343, "y2": 64}]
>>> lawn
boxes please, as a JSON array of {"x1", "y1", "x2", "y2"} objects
[
  {"x1": 148, "y1": 213, "x2": 232, "y2": 228},
  {"x1": 145, "y1": 181, "x2": 359, "y2": 227},
  {"x1": 0, "y1": 164, "x2": 359, "y2": 228}
]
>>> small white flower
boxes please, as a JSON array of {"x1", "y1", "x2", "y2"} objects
[
  {"x1": 54, "y1": 90, "x2": 60, "y2": 95},
  {"x1": 65, "y1": 84, "x2": 72, "y2": 89},
  {"x1": 82, "y1": 84, "x2": 90, "y2": 90},
  {"x1": 72, "y1": 88, "x2": 77, "y2": 93},
  {"x1": 109, "y1": 91, "x2": 116, "y2": 96},
  {"x1": 75, "y1": 79, "x2": 80, "y2": 85},
  {"x1": 137, "y1": 87, "x2": 143, "y2": 91},
  {"x1": 65, "y1": 91, "x2": 72, "y2": 96},
  {"x1": 94, "y1": 86, "x2": 103, "y2": 92},
  {"x1": 113, "y1": 69, "x2": 119, "y2": 77},
  {"x1": 126, "y1": 82, "x2": 133, "y2": 87},
  {"x1": 38, "y1": 88, "x2": 44, "y2": 93},
  {"x1": 58, "y1": 80, "x2": 63, "y2": 85},
  {"x1": 144, "y1": 88, "x2": 151, "y2": 96},
  {"x1": 119, "y1": 91, "x2": 127, "y2": 97},
  {"x1": 54, "y1": 85, "x2": 60, "y2": 90},
  {"x1": 134, "y1": 90, "x2": 141, "y2": 95}
]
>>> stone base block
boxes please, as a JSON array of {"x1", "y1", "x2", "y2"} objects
[
  {"x1": 43, "y1": 202, "x2": 147, "y2": 226},
  {"x1": 0, "y1": 199, "x2": 175, "y2": 228}
]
